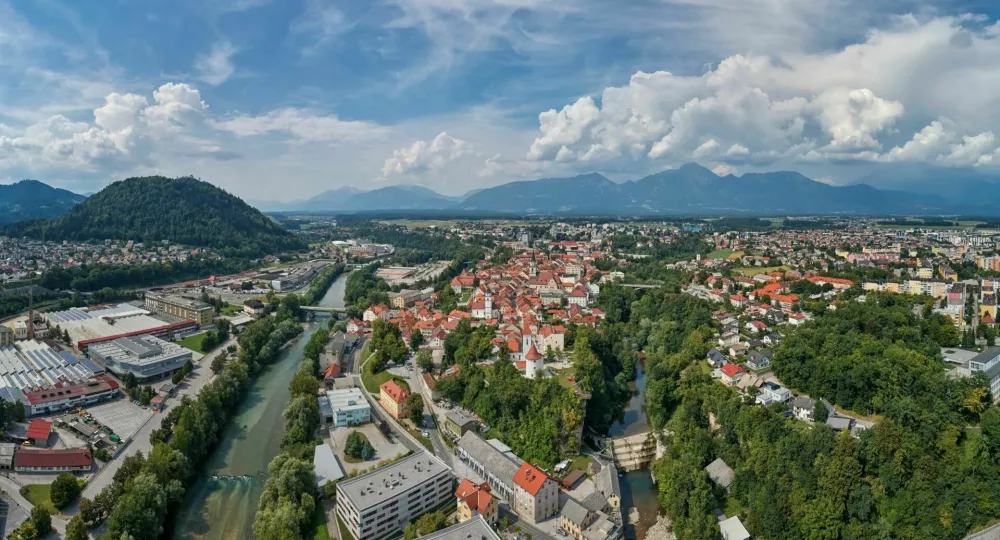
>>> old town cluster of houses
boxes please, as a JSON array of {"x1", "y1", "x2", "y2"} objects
[{"x1": 346, "y1": 242, "x2": 610, "y2": 381}]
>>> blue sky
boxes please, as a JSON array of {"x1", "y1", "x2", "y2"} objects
[{"x1": 1, "y1": 0, "x2": 1000, "y2": 200}]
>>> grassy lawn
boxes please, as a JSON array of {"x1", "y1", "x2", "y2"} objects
[
  {"x1": 568, "y1": 455, "x2": 593, "y2": 476},
  {"x1": 311, "y1": 502, "x2": 330, "y2": 540},
  {"x1": 20, "y1": 484, "x2": 57, "y2": 515},
  {"x1": 732, "y1": 265, "x2": 791, "y2": 276},
  {"x1": 552, "y1": 367, "x2": 576, "y2": 388},
  {"x1": 178, "y1": 332, "x2": 209, "y2": 352},
  {"x1": 407, "y1": 426, "x2": 435, "y2": 453},
  {"x1": 337, "y1": 515, "x2": 356, "y2": 540},
  {"x1": 220, "y1": 304, "x2": 242, "y2": 316},
  {"x1": 707, "y1": 249, "x2": 745, "y2": 260}
]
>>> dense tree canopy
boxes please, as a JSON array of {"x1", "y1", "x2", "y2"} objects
[{"x1": 5, "y1": 176, "x2": 305, "y2": 257}]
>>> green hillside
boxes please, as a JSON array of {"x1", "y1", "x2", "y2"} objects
[{"x1": 4, "y1": 176, "x2": 304, "y2": 257}]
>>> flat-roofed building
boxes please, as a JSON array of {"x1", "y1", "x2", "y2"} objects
[
  {"x1": 324, "y1": 387, "x2": 371, "y2": 427},
  {"x1": 144, "y1": 292, "x2": 215, "y2": 326},
  {"x1": 336, "y1": 452, "x2": 454, "y2": 540},
  {"x1": 0, "y1": 442, "x2": 14, "y2": 468},
  {"x1": 88, "y1": 335, "x2": 192, "y2": 382},
  {"x1": 420, "y1": 515, "x2": 500, "y2": 540}
]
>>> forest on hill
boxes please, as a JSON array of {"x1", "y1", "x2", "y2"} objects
[{"x1": 4, "y1": 176, "x2": 304, "y2": 257}]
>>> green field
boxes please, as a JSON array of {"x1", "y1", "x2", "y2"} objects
[
  {"x1": 311, "y1": 502, "x2": 330, "y2": 540},
  {"x1": 360, "y1": 343, "x2": 410, "y2": 393},
  {"x1": 378, "y1": 219, "x2": 457, "y2": 229},
  {"x1": 706, "y1": 249, "x2": 745, "y2": 260},
  {"x1": 178, "y1": 332, "x2": 209, "y2": 352},
  {"x1": 220, "y1": 304, "x2": 242, "y2": 316},
  {"x1": 20, "y1": 484, "x2": 57, "y2": 515},
  {"x1": 732, "y1": 265, "x2": 791, "y2": 276}
]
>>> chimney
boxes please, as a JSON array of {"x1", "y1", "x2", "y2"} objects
[{"x1": 27, "y1": 288, "x2": 35, "y2": 341}]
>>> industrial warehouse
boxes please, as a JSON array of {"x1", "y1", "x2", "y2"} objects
[
  {"x1": 0, "y1": 340, "x2": 119, "y2": 416},
  {"x1": 88, "y1": 335, "x2": 192, "y2": 382},
  {"x1": 43, "y1": 303, "x2": 199, "y2": 352}
]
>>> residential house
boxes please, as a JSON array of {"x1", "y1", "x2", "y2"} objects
[
  {"x1": 790, "y1": 396, "x2": 814, "y2": 421},
  {"x1": 707, "y1": 348, "x2": 728, "y2": 367},
  {"x1": 445, "y1": 410, "x2": 478, "y2": 438},
  {"x1": 379, "y1": 381, "x2": 409, "y2": 420},
  {"x1": 720, "y1": 364, "x2": 743, "y2": 386},
  {"x1": 456, "y1": 479, "x2": 498, "y2": 525},
  {"x1": 513, "y1": 462, "x2": 559, "y2": 524},
  {"x1": 757, "y1": 381, "x2": 791, "y2": 405},
  {"x1": 746, "y1": 350, "x2": 773, "y2": 371}
]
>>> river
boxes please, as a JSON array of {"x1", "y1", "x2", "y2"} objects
[
  {"x1": 609, "y1": 362, "x2": 660, "y2": 540},
  {"x1": 173, "y1": 272, "x2": 349, "y2": 540}
]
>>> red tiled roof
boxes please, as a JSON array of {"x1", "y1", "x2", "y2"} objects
[
  {"x1": 26, "y1": 419, "x2": 52, "y2": 440},
  {"x1": 513, "y1": 462, "x2": 550, "y2": 496},
  {"x1": 455, "y1": 479, "x2": 494, "y2": 514},
  {"x1": 721, "y1": 364, "x2": 742, "y2": 377},
  {"x1": 524, "y1": 342, "x2": 542, "y2": 361},
  {"x1": 14, "y1": 448, "x2": 92, "y2": 469},
  {"x1": 380, "y1": 381, "x2": 409, "y2": 404},
  {"x1": 324, "y1": 363, "x2": 341, "y2": 379}
]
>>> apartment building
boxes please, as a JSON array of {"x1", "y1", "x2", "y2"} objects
[
  {"x1": 336, "y1": 452, "x2": 454, "y2": 540},
  {"x1": 379, "y1": 380, "x2": 409, "y2": 420},
  {"x1": 512, "y1": 462, "x2": 559, "y2": 524},
  {"x1": 144, "y1": 292, "x2": 215, "y2": 326}
]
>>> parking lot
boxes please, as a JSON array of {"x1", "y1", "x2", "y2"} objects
[
  {"x1": 329, "y1": 424, "x2": 409, "y2": 475},
  {"x1": 87, "y1": 400, "x2": 153, "y2": 441}
]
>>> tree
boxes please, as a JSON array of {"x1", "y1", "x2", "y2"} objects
[
  {"x1": 50, "y1": 472, "x2": 83, "y2": 509},
  {"x1": 31, "y1": 506, "x2": 52, "y2": 536},
  {"x1": 813, "y1": 400, "x2": 829, "y2": 423},
  {"x1": 345, "y1": 431, "x2": 375, "y2": 460},
  {"x1": 66, "y1": 515, "x2": 89, "y2": 540},
  {"x1": 410, "y1": 331, "x2": 424, "y2": 350},
  {"x1": 416, "y1": 348, "x2": 435, "y2": 372},
  {"x1": 211, "y1": 354, "x2": 227, "y2": 374},
  {"x1": 79, "y1": 497, "x2": 102, "y2": 526},
  {"x1": 404, "y1": 510, "x2": 448, "y2": 540},
  {"x1": 408, "y1": 393, "x2": 425, "y2": 426}
]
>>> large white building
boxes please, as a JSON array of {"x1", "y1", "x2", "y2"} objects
[
  {"x1": 336, "y1": 452, "x2": 454, "y2": 540},
  {"x1": 320, "y1": 387, "x2": 371, "y2": 427},
  {"x1": 88, "y1": 335, "x2": 192, "y2": 381}
]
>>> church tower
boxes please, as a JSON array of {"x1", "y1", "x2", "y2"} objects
[{"x1": 524, "y1": 342, "x2": 544, "y2": 379}]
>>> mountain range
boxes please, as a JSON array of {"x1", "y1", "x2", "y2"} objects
[
  {"x1": 0, "y1": 180, "x2": 87, "y2": 224},
  {"x1": 4, "y1": 164, "x2": 998, "y2": 224},
  {"x1": 254, "y1": 164, "x2": 978, "y2": 216}
]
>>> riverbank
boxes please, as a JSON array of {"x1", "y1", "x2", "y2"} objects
[{"x1": 172, "y1": 270, "x2": 350, "y2": 540}]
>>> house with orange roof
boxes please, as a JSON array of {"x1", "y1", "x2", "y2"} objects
[
  {"x1": 512, "y1": 462, "x2": 559, "y2": 523},
  {"x1": 379, "y1": 380, "x2": 409, "y2": 420},
  {"x1": 456, "y1": 479, "x2": 498, "y2": 525}
]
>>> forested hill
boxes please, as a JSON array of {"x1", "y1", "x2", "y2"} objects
[
  {"x1": 4, "y1": 176, "x2": 304, "y2": 257},
  {"x1": 0, "y1": 180, "x2": 85, "y2": 224}
]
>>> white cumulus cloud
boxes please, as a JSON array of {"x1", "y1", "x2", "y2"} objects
[
  {"x1": 524, "y1": 16, "x2": 1000, "y2": 170},
  {"x1": 381, "y1": 132, "x2": 473, "y2": 177},
  {"x1": 194, "y1": 41, "x2": 238, "y2": 86}
]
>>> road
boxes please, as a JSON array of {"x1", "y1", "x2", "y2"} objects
[
  {"x1": 0, "y1": 473, "x2": 68, "y2": 534},
  {"x1": 409, "y1": 361, "x2": 453, "y2": 466},
  {"x1": 81, "y1": 337, "x2": 236, "y2": 501}
]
